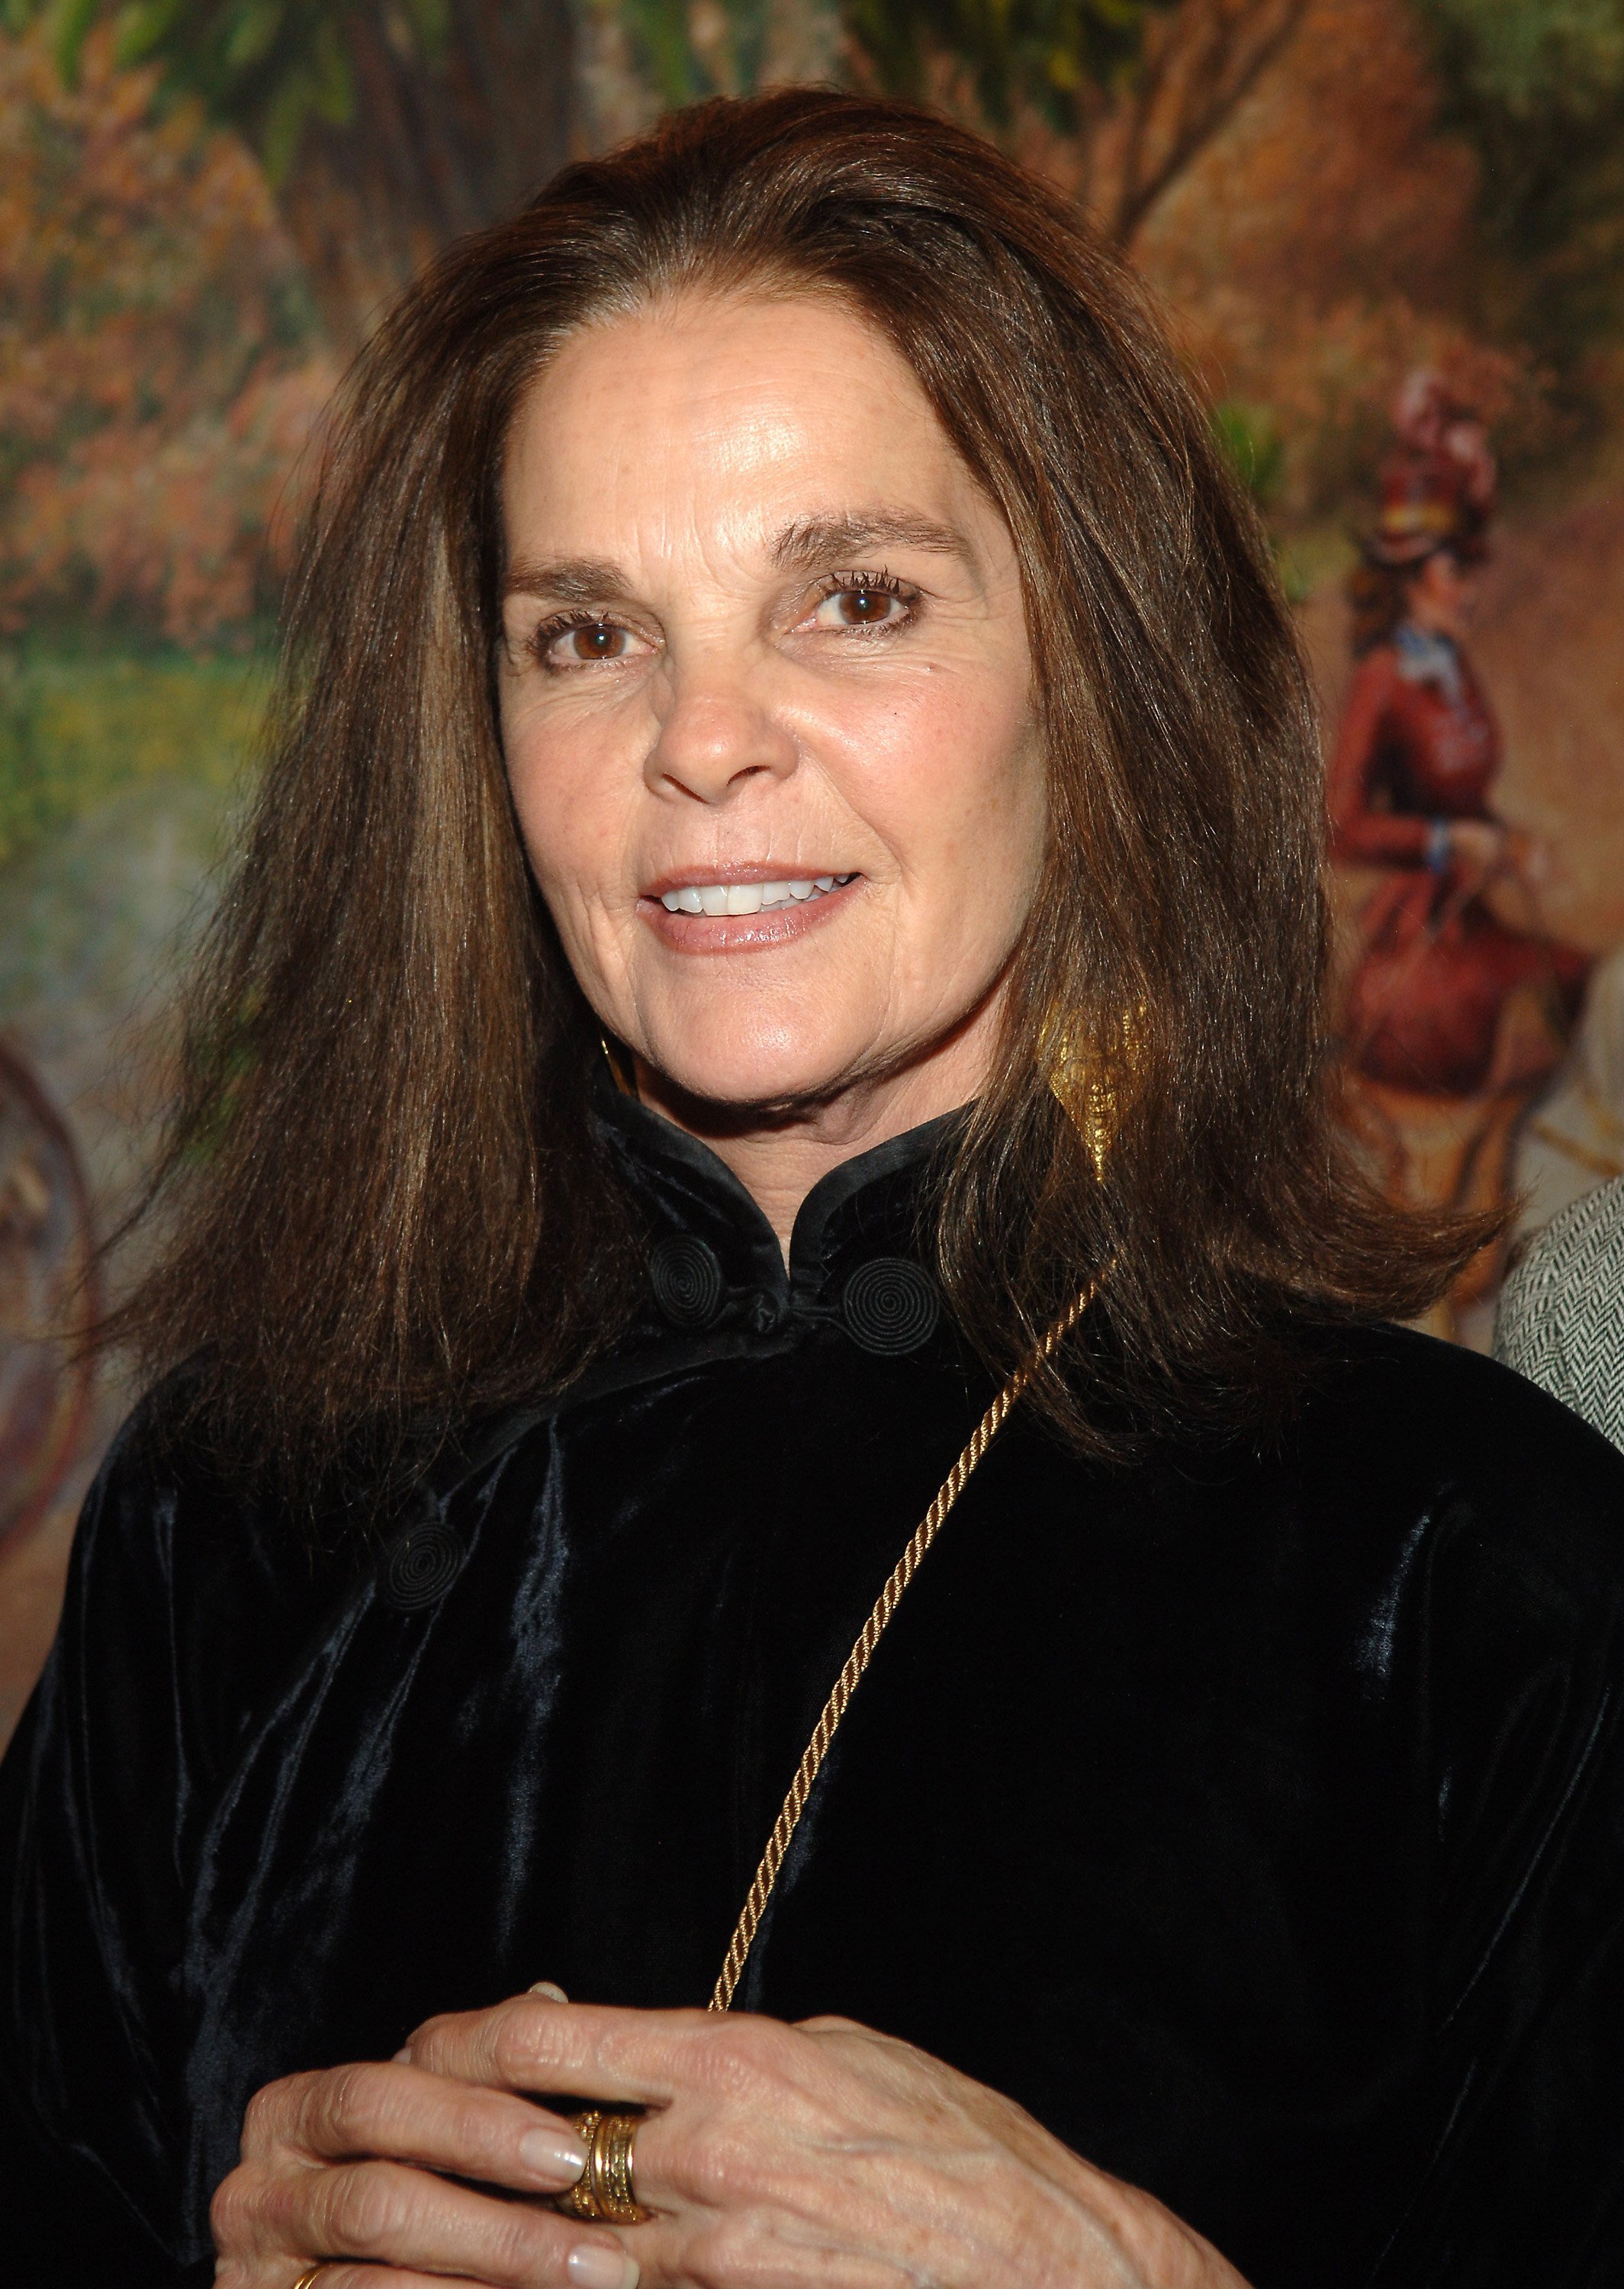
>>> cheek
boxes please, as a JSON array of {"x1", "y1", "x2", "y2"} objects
[
  {"x1": 501, "y1": 700, "x2": 628, "y2": 908},
  {"x1": 836, "y1": 671, "x2": 1044, "y2": 899}
]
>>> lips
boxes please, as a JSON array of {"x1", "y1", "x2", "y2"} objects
[
  {"x1": 638, "y1": 870, "x2": 863, "y2": 950},
  {"x1": 656, "y1": 874, "x2": 857, "y2": 916}
]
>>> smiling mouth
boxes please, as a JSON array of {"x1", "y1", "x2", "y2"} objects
[{"x1": 654, "y1": 874, "x2": 859, "y2": 916}]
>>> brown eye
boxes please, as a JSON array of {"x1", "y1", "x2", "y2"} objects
[
  {"x1": 812, "y1": 581, "x2": 911, "y2": 633},
  {"x1": 569, "y1": 623, "x2": 626, "y2": 660},
  {"x1": 535, "y1": 616, "x2": 648, "y2": 670}
]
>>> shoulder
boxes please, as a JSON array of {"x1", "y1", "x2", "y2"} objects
[
  {"x1": 1278, "y1": 1318, "x2": 1624, "y2": 1636},
  {"x1": 76, "y1": 1364, "x2": 265, "y2": 1579},
  {"x1": 1494, "y1": 1179, "x2": 1624, "y2": 1449},
  {"x1": 61, "y1": 1371, "x2": 366, "y2": 1769},
  {"x1": 1295, "y1": 1315, "x2": 1623, "y2": 1503},
  {"x1": 1339, "y1": 646, "x2": 1400, "y2": 714}
]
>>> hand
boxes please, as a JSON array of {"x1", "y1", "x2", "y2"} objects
[
  {"x1": 1446, "y1": 819, "x2": 1508, "y2": 889},
  {"x1": 210, "y1": 2052, "x2": 638, "y2": 2289},
  {"x1": 400, "y1": 1991, "x2": 1251, "y2": 2289}
]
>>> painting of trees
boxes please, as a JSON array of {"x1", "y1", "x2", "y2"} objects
[
  {"x1": 46, "y1": 0, "x2": 576, "y2": 343},
  {"x1": 4, "y1": 0, "x2": 1623, "y2": 633},
  {"x1": 847, "y1": 0, "x2": 1312, "y2": 248},
  {"x1": 29, "y1": 0, "x2": 1323, "y2": 338},
  {"x1": 0, "y1": 24, "x2": 332, "y2": 637},
  {"x1": 1417, "y1": 0, "x2": 1624, "y2": 371}
]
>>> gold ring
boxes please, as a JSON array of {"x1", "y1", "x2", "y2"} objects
[
  {"x1": 291, "y1": 2271, "x2": 326, "y2": 2289},
  {"x1": 555, "y1": 2108, "x2": 650, "y2": 2224}
]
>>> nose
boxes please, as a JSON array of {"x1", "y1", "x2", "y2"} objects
[{"x1": 644, "y1": 662, "x2": 798, "y2": 805}]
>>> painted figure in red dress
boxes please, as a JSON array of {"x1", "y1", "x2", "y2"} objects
[{"x1": 1330, "y1": 373, "x2": 1590, "y2": 1095}]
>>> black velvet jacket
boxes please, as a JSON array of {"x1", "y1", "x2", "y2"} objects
[{"x1": 4, "y1": 1096, "x2": 1624, "y2": 2287}]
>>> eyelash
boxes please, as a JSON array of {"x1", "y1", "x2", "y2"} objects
[
  {"x1": 526, "y1": 569, "x2": 919, "y2": 670},
  {"x1": 820, "y1": 568, "x2": 903, "y2": 599},
  {"x1": 529, "y1": 610, "x2": 620, "y2": 668},
  {"x1": 816, "y1": 570, "x2": 918, "y2": 626}
]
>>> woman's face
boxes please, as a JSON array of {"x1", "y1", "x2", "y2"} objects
[
  {"x1": 497, "y1": 290, "x2": 1046, "y2": 1116},
  {"x1": 1408, "y1": 547, "x2": 1478, "y2": 640}
]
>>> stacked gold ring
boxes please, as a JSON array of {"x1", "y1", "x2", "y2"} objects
[{"x1": 556, "y1": 2108, "x2": 651, "y2": 2225}]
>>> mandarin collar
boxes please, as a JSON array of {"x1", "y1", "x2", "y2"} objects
[
  {"x1": 591, "y1": 1080, "x2": 966, "y2": 1348},
  {"x1": 416, "y1": 1087, "x2": 971, "y2": 1504},
  {"x1": 1393, "y1": 620, "x2": 1464, "y2": 702}
]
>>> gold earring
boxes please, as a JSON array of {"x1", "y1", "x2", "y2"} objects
[
  {"x1": 1040, "y1": 1004, "x2": 1140, "y2": 1181},
  {"x1": 599, "y1": 1034, "x2": 636, "y2": 1096}
]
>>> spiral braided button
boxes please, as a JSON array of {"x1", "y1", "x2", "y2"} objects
[
  {"x1": 839, "y1": 1257, "x2": 941, "y2": 1354},
  {"x1": 648, "y1": 1235, "x2": 727, "y2": 1329},
  {"x1": 381, "y1": 1516, "x2": 465, "y2": 1611}
]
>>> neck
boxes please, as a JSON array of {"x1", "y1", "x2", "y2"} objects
[
  {"x1": 1404, "y1": 606, "x2": 1461, "y2": 643},
  {"x1": 633, "y1": 1008, "x2": 1000, "y2": 1259}
]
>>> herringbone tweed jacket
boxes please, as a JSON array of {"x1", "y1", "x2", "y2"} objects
[{"x1": 1495, "y1": 1173, "x2": 1624, "y2": 1454}]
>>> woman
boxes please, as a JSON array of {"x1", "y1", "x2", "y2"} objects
[
  {"x1": 1330, "y1": 378, "x2": 1590, "y2": 1095},
  {"x1": 3, "y1": 92, "x2": 1622, "y2": 2289}
]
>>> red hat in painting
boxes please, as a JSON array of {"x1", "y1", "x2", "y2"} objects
[{"x1": 1363, "y1": 371, "x2": 1497, "y2": 567}]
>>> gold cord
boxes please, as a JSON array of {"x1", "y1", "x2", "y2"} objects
[{"x1": 708, "y1": 1278, "x2": 1099, "y2": 2012}]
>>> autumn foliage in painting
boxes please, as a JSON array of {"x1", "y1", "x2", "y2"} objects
[
  {"x1": 1, "y1": 0, "x2": 1621, "y2": 642},
  {"x1": 0, "y1": 27, "x2": 333, "y2": 641},
  {"x1": 1141, "y1": 0, "x2": 1551, "y2": 517}
]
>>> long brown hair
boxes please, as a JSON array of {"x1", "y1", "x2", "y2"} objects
[
  {"x1": 108, "y1": 89, "x2": 1487, "y2": 1483},
  {"x1": 1346, "y1": 557, "x2": 1426, "y2": 654}
]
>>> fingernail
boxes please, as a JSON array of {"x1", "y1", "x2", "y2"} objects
[
  {"x1": 528, "y1": 1979, "x2": 569, "y2": 2002},
  {"x1": 519, "y1": 2126, "x2": 589, "y2": 2184},
  {"x1": 568, "y1": 2246, "x2": 638, "y2": 2289},
  {"x1": 392, "y1": 2046, "x2": 412, "y2": 2063}
]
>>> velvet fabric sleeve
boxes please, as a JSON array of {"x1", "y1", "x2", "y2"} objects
[
  {"x1": 0, "y1": 1411, "x2": 196, "y2": 2278},
  {"x1": 1373, "y1": 1396, "x2": 1624, "y2": 2281},
  {"x1": 0, "y1": 1394, "x2": 322, "y2": 2287}
]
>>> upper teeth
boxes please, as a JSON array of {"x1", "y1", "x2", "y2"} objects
[{"x1": 659, "y1": 874, "x2": 854, "y2": 916}]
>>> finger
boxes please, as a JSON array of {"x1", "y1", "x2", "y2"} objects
[
  {"x1": 293, "y1": 2272, "x2": 487, "y2": 2289},
  {"x1": 404, "y1": 1996, "x2": 722, "y2": 2108},
  {"x1": 295, "y1": 2260, "x2": 635, "y2": 2289},
  {"x1": 275, "y1": 2155, "x2": 639, "y2": 2289},
  {"x1": 612, "y1": 2210, "x2": 913, "y2": 2289},
  {"x1": 240, "y1": 2061, "x2": 589, "y2": 2197}
]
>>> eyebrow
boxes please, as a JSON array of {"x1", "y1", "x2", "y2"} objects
[
  {"x1": 769, "y1": 510, "x2": 974, "y2": 572},
  {"x1": 501, "y1": 510, "x2": 973, "y2": 603},
  {"x1": 503, "y1": 555, "x2": 625, "y2": 604}
]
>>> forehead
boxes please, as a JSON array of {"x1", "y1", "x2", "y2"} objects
[{"x1": 501, "y1": 289, "x2": 982, "y2": 559}]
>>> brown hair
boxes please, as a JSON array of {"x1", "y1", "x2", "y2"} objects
[
  {"x1": 108, "y1": 88, "x2": 1487, "y2": 1485},
  {"x1": 1346, "y1": 555, "x2": 1436, "y2": 655}
]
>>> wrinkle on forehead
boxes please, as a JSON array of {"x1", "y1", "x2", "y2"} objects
[{"x1": 500, "y1": 289, "x2": 1011, "y2": 608}]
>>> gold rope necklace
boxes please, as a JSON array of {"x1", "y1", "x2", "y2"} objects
[
  {"x1": 590, "y1": 1038, "x2": 1103, "y2": 2006},
  {"x1": 707, "y1": 1276, "x2": 1099, "y2": 2011},
  {"x1": 553, "y1": 1276, "x2": 1100, "y2": 2227}
]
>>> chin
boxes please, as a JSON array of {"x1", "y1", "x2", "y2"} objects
[{"x1": 642, "y1": 1019, "x2": 868, "y2": 1114}]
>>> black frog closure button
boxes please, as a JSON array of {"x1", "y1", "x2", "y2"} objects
[
  {"x1": 839, "y1": 1257, "x2": 941, "y2": 1354},
  {"x1": 648, "y1": 1235, "x2": 728, "y2": 1330},
  {"x1": 380, "y1": 1496, "x2": 466, "y2": 1613}
]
